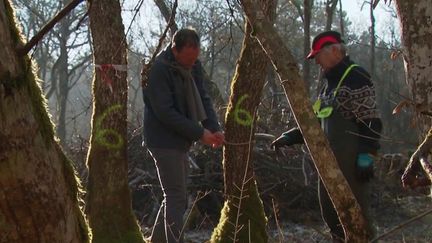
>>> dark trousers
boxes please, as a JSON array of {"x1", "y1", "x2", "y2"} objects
[
  {"x1": 318, "y1": 161, "x2": 372, "y2": 242},
  {"x1": 148, "y1": 148, "x2": 189, "y2": 243}
]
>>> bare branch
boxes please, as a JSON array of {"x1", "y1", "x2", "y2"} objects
[{"x1": 18, "y1": 0, "x2": 85, "y2": 55}]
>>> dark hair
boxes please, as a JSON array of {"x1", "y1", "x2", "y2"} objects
[{"x1": 172, "y1": 28, "x2": 200, "y2": 51}]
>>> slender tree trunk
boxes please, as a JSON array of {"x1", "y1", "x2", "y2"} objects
[
  {"x1": 153, "y1": 0, "x2": 178, "y2": 35},
  {"x1": 393, "y1": 0, "x2": 432, "y2": 138},
  {"x1": 369, "y1": 2, "x2": 376, "y2": 77},
  {"x1": 338, "y1": 0, "x2": 344, "y2": 36},
  {"x1": 303, "y1": 0, "x2": 312, "y2": 90},
  {"x1": 239, "y1": 0, "x2": 369, "y2": 241},
  {"x1": 0, "y1": 1, "x2": 89, "y2": 242},
  {"x1": 325, "y1": 0, "x2": 338, "y2": 31},
  {"x1": 57, "y1": 21, "x2": 69, "y2": 144},
  {"x1": 86, "y1": 0, "x2": 144, "y2": 242},
  {"x1": 211, "y1": 1, "x2": 276, "y2": 242}
]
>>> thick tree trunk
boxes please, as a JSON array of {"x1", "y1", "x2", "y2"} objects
[
  {"x1": 239, "y1": 0, "x2": 369, "y2": 241},
  {"x1": 0, "y1": 1, "x2": 89, "y2": 242},
  {"x1": 86, "y1": 1, "x2": 144, "y2": 242},
  {"x1": 394, "y1": 0, "x2": 432, "y2": 137},
  {"x1": 211, "y1": 1, "x2": 276, "y2": 242}
]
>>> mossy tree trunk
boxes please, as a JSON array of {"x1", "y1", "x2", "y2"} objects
[
  {"x1": 86, "y1": 1, "x2": 144, "y2": 242},
  {"x1": 0, "y1": 1, "x2": 89, "y2": 242},
  {"x1": 239, "y1": 0, "x2": 369, "y2": 241},
  {"x1": 210, "y1": 1, "x2": 276, "y2": 242},
  {"x1": 393, "y1": 0, "x2": 432, "y2": 138}
]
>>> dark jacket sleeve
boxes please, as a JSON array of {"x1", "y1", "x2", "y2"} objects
[
  {"x1": 358, "y1": 118, "x2": 382, "y2": 154},
  {"x1": 349, "y1": 66, "x2": 383, "y2": 154},
  {"x1": 145, "y1": 61, "x2": 204, "y2": 141},
  {"x1": 282, "y1": 127, "x2": 304, "y2": 145},
  {"x1": 193, "y1": 61, "x2": 221, "y2": 133}
]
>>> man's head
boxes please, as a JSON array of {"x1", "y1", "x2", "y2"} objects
[
  {"x1": 171, "y1": 28, "x2": 200, "y2": 69},
  {"x1": 307, "y1": 30, "x2": 346, "y2": 72}
]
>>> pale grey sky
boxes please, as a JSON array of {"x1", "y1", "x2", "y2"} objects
[{"x1": 342, "y1": 0, "x2": 399, "y2": 41}]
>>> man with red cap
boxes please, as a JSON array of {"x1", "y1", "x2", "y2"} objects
[{"x1": 271, "y1": 30, "x2": 382, "y2": 242}]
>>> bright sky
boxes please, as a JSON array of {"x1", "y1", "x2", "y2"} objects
[
  {"x1": 121, "y1": 0, "x2": 400, "y2": 49},
  {"x1": 341, "y1": 0, "x2": 400, "y2": 42}
]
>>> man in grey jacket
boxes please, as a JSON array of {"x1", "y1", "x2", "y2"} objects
[{"x1": 143, "y1": 28, "x2": 224, "y2": 243}]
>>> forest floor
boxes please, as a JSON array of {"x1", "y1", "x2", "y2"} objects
[
  {"x1": 73, "y1": 135, "x2": 432, "y2": 243},
  {"x1": 139, "y1": 191, "x2": 432, "y2": 243},
  {"x1": 197, "y1": 196, "x2": 430, "y2": 243}
]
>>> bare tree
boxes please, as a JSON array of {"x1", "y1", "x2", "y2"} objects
[
  {"x1": 390, "y1": 0, "x2": 432, "y2": 191},
  {"x1": 325, "y1": 0, "x2": 338, "y2": 30},
  {"x1": 303, "y1": 0, "x2": 313, "y2": 89},
  {"x1": 0, "y1": 0, "x2": 89, "y2": 241},
  {"x1": 393, "y1": 0, "x2": 432, "y2": 135},
  {"x1": 15, "y1": 0, "x2": 91, "y2": 145},
  {"x1": 239, "y1": 0, "x2": 369, "y2": 241},
  {"x1": 86, "y1": 0, "x2": 144, "y2": 242},
  {"x1": 211, "y1": 1, "x2": 275, "y2": 242}
]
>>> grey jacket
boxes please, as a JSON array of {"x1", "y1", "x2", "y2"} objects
[{"x1": 143, "y1": 46, "x2": 221, "y2": 151}]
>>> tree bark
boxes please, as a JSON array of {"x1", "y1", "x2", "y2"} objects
[
  {"x1": 325, "y1": 0, "x2": 338, "y2": 31},
  {"x1": 0, "y1": 1, "x2": 89, "y2": 242},
  {"x1": 393, "y1": 0, "x2": 432, "y2": 137},
  {"x1": 86, "y1": 0, "x2": 144, "y2": 242},
  {"x1": 153, "y1": 0, "x2": 178, "y2": 35},
  {"x1": 303, "y1": 0, "x2": 313, "y2": 90},
  {"x1": 369, "y1": 2, "x2": 376, "y2": 77},
  {"x1": 57, "y1": 7, "x2": 70, "y2": 144},
  {"x1": 211, "y1": 1, "x2": 276, "y2": 242},
  {"x1": 239, "y1": 0, "x2": 369, "y2": 241}
]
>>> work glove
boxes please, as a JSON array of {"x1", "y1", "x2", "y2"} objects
[{"x1": 355, "y1": 153, "x2": 374, "y2": 182}]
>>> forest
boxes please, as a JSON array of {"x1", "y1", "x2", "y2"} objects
[{"x1": 1, "y1": 0, "x2": 432, "y2": 242}]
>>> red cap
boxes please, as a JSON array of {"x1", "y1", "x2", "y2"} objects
[{"x1": 307, "y1": 31, "x2": 343, "y2": 59}]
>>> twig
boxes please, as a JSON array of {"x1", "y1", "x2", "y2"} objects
[
  {"x1": 18, "y1": 0, "x2": 85, "y2": 55},
  {"x1": 233, "y1": 109, "x2": 257, "y2": 242},
  {"x1": 272, "y1": 198, "x2": 285, "y2": 243},
  {"x1": 180, "y1": 191, "x2": 211, "y2": 239},
  {"x1": 371, "y1": 207, "x2": 432, "y2": 242}
]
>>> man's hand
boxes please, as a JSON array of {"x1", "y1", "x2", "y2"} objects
[
  {"x1": 201, "y1": 129, "x2": 224, "y2": 148},
  {"x1": 356, "y1": 153, "x2": 374, "y2": 182},
  {"x1": 212, "y1": 131, "x2": 225, "y2": 148}
]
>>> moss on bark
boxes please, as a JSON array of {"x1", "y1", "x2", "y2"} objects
[{"x1": 211, "y1": 182, "x2": 267, "y2": 243}]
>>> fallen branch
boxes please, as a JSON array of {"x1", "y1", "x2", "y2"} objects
[
  {"x1": 371, "y1": 207, "x2": 432, "y2": 242},
  {"x1": 401, "y1": 127, "x2": 432, "y2": 188}
]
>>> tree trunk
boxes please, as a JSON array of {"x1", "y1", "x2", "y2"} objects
[
  {"x1": 393, "y1": 0, "x2": 432, "y2": 137},
  {"x1": 325, "y1": 0, "x2": 338, "y2": 31},
  {"x1": 86, "y1": 0, "x2": 144, "y2": 242},
  {"x1": 303, "y1": 0, "x2": 313, "y2": 90},
  {"x1": 239, "y1": 0, "x2": 369, "y2": 241},
  {"x1": 369, "y1": 2, "x2": 376, "y2": 77},
  {"x1": 153, "y1": 0, "x2": 178, "y2": 35},
  {"x1": 57, "y1": 17, "x2": 70, "y2": 144},
  {"x1": 211, "y1": 1, "x2": 276, "y2": 242},
  {"x1": 0, "y1": 1, "x2": 89, "y2": 242},
  {"x1": 338, "y1": 0, "x2": 345, "y2": 36}
]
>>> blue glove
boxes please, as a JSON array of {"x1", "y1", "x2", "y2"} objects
[{"x1": 356, "y1": 153, "x2": 374, "y2": 181}]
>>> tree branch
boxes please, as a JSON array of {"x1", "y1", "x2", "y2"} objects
[
  {"x1": 141, "y1": 0, "x2": 178, "y2": 87},
  {"x1": 17, "y1": 0, "x2": 85, "y2": 56}
]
